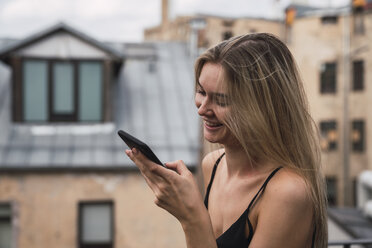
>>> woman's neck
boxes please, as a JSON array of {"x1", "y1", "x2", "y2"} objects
[{"x1": 223, "y1": 144, "x2": 276, "y2": 179}]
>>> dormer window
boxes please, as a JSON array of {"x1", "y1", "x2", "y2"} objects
[
  {"x1": 0, "y1": 23, "x2": 123, "y2": 123},
  {"x1": 22, "y1": 59, "x2": 103, "y2": 122}
]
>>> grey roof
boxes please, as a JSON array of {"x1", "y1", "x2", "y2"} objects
[
  {"x1": 0, "y1": 22, "x2": 124, "y2": 62},
  {"x1": 0, "y1": 41, "x2": 201, "y2": 171},
  {"x1": 287, "y1": 4, "x2": 350, "y2": 18},
  {"x1": 328, "y1": 207, "x2": 372, "y2": 239}
]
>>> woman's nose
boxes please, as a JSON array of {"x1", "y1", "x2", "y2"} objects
[{"x1": 197, "y1": 98, "x2": 212, "y2": 116}]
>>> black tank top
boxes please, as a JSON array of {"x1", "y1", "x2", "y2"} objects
[{"x1": 204, "y1": 153, "x2": 315, "y2": 248}]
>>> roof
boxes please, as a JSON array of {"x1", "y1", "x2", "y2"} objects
[
  {"x1": 0, "y1": 40, "x2": 200, "y2": 171},
  {"x1": 0, "y1": 22, "x2": 124, "y2": 62},
  {"x1": 287, "y1": 4, "x2": 350, "y2": 18},
  {"x1": 328, "y1": 207, "x2": 372, "y2": 239}
]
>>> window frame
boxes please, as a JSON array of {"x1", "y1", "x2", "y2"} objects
[
  {"x1": 321, "y1": 15, "x2": 339, "y2": 24},
  {"x1": 352, "y1": 120, "x2": 365, "y2": 152},
  {"x1": 326, "y1": 177, "x2": 338, "y2": 206},
  {"x1": 78, "y1": 201, "x2": 114, "y2": 248},
  {"x1": 20, "y1": 57, "x2": 104, "y2": 123},
  {"x1": 49, "y1": 59, "x2": 78, "y2": 122},
  {"x1": 222, "y1": 31, "x2": 233, "y2": 41},
  {"x1": 0, "y1": 203, "x2": 12, "y2": 248},
  {"x1": 320, "y1": 62, "x2": 337, "y2": 94},
  {"x1": 352, "y1": 60, "x2": 364, "y2": 91},
  {"x1": 320, "y1": 120, "x2": 338, "y2": 151}
]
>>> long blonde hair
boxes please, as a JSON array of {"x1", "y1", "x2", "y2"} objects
[{"x1": 195, "y1": 33, "x2": 328, "y2": 247}]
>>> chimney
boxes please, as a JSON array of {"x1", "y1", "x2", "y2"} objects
[{"x1": 162, "y1": 0, "x2": 169, "y2": 26}]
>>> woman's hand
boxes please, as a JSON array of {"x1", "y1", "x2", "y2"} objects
[
  {"x1": 125, "y1": 148, "x2": 217, "y2": 248},
  {"x1": 125, "y1": 148, "x2": 205, "y2": 224}
]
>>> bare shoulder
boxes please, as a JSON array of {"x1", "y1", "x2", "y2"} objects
[
  {"x1": 201, "y1": 148, "x2": 225, "y2": 189},
  {"x1": 264, "y1": 168, "x2": 312, "y2": 208},
  {"x1": 250, "y1": 168, "x2": 314, "y2": 247}
]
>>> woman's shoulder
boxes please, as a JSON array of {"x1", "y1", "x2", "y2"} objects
[
  {"x1": 251, "y1": 167, "x2": 315, "y2": 247},
  {"x1": 201, "y1": 148, "x2": 225, "y2": 187},
  {"x1": 263, "y1": 167, "x2": 313, "y2": 212}
]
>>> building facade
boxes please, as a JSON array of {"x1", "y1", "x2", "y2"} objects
[
  {"x1": 145, "y1": 1, "x2": 372, "y2": 207},
  {"x1": 286, "y1": 4, "x2": 372, "y2": 206},
  {"x1": 0, "y1": 23, "x2": 200, "y2": 248}
]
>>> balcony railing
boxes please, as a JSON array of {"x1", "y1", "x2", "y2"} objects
[{"x1": 328, "y1": 239, "x2": 372, "y2": 248}]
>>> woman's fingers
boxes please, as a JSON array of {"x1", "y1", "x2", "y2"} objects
[
  {"x1": 125, "y1": 148, "x2": 174, "y2": 183},
  {"x1": 165, "y1": 160, "x2": 191, "y2": 177},
  {"x1": 126, "y1": 148, "x2": 157, "y2": 172}
]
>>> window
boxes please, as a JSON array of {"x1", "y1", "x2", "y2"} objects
[
  {"x1": 326, "y1": 177, "x2": 337, "y2": 206},
  {"x1": 79, "y1": 202, "x2": 114, "y2": 248},
  {"x1": 353, "y1": 2, "x2": 365, "y2": 35},
  {"x1": 352, "y1": 120, "x2": 365, "y2": 152},
  {"x1": 222, "y1": 31, "x2": 233, "y2": 40},
  {"x1": 354, "y1": 13, "x2": 365, "y2": 34},
  {"x1": 321, "y1": 16, "x2": 338, "y2": 24},
  {"x1": 320, "y1": 121, "x2": 338, "y2": 151},
  {"x1": 222, "y1": 20, "x2": 234, "y2": 27},
  {"x1": 0, "y1": 204, "x2": 12, "y2": 248},
  {"x1": 78, "y1": 62, "x2": 103, "y2": 122},
  {"x1": 352, "y1": 60, "x2": 364, "y2": 91},
  {"x1": 23, "y1": 60, "x2": 48, "y2": 121},
  {"x1": 22, "y1": 59, "x2": 103, "y2": 122},
  {"x1": 51, "y1": 61, "x2": 75, "y2": 121},
  {"x1": 320, "y1": 62, "x2": 337, "y2": 93}
]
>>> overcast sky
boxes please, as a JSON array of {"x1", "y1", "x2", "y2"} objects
[{"x1": 0, "y1": 0, "x2": 350, "y2": 43}]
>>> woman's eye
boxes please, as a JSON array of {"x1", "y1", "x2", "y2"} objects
[
  {"x1": 215, "y1": 100, "x2": 228, "y2": 107},
  {"x1": 196, "y1": 90, "x2": 206, "y2": 96},
  {"x1": 214, "y1": 96, "x2": 229, "y2": 107}
]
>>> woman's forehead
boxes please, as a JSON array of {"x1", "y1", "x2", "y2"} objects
[{"x1": 199, "y1": 63, "x2": 227, "y2": 92}]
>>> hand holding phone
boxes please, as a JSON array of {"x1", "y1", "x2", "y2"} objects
[{"x1": 118, "y1": 130, "x2": 164, "y2": 166}]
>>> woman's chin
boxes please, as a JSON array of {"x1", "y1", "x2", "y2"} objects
[{"x1": 203, "y1": 131, "x2": 223, "y2": 144}]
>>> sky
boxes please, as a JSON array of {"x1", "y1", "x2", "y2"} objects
[{"x1": 0, "y1": 0, "x2": 350, "y2": 43}]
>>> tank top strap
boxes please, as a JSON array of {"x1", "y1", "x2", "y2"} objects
[
  {"x1": 247, "y1": 166, "x2": 283, "y2": 211},
  {"x1": 204, "y1": 152, "x2": 225, "y2": 208}
]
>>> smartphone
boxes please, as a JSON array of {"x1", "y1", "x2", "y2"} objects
[{"x1": 117, "y1": 130, "x2": 164, "y2": 166}]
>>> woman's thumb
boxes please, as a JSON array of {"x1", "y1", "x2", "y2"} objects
[{"x1": 165, "y1": 160, "x2": 188, "y2": 175}]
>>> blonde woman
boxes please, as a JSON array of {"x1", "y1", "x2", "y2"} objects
[{"x1": 126, "y1": 33, "x2": 328, "y2": 248}]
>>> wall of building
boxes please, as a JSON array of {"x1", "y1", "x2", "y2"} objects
[
  {"x1": 0, "y1": 172, "x2": 185, "y2": 248},
  {"x1": 289, "y1": 11, "x2": 372, "y2": 205},
  {"x1": 144, "y1": 15, "x2": 283, "y2": 50},
  {"x1": 144, "y1": 2, "x2": 372, "y2": 207}
]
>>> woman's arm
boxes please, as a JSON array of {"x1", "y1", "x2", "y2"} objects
[{"x1": 125, "y1": 148, "x2": 217, "y2": 248}]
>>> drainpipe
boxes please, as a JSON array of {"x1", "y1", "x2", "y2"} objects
[{"x1": 342, "y1": 4, "x2": 352, "y2": 206}]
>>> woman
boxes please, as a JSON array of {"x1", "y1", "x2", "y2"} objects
[{"x1": 126, "y1": 33, "x2": 328, "y2": 248}]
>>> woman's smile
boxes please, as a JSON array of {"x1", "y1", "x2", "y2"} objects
[{"x1": 204, "y1": 119, "x2": 223, "y2": 130}]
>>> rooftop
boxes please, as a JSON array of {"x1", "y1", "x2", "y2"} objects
[{"x1": 0, "y1": 25, "x2": 200, "y2": 171}]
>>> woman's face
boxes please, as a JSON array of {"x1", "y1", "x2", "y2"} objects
[{"x1": 195, "y1": 63, "x2": 234, "y2": 145}]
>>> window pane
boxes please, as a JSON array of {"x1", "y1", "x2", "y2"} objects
[
  {"x1": 352, "y1": 60, "x2": 364, "y2": 91},
  {"x1": 78, "y1": 62, "x2": 102, "y2": 122},
  {"x1": 352, "y1": 120, "x2": 365, "y2": 152},
  {"x1": 0, "y1": 205, "x2": 11, "y2": 217},
  {"x1": 53, "y1": 62, "x2": 74, "y2": 114},
  {"x1": 326, "y1": 177, "x2": 337, "y2": 206},
  {"x1": 320, "y1": 121, "x2": 337, "y2": 151},
  {"x1": 0, "y1": 222, "x2": 11, "y2": 248},
  {"x1": 81, "y1": 204, "x2": 112, "y2": 243},
  {"x1": 0, "y1": 204, "x2": 11, "y2": 248},
  {"x1": 23, "y1": 60, "x2": 48, "y2": 121},
  {"x1": 320, "y1": 63, "x2": 336, "y2": 93}
]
